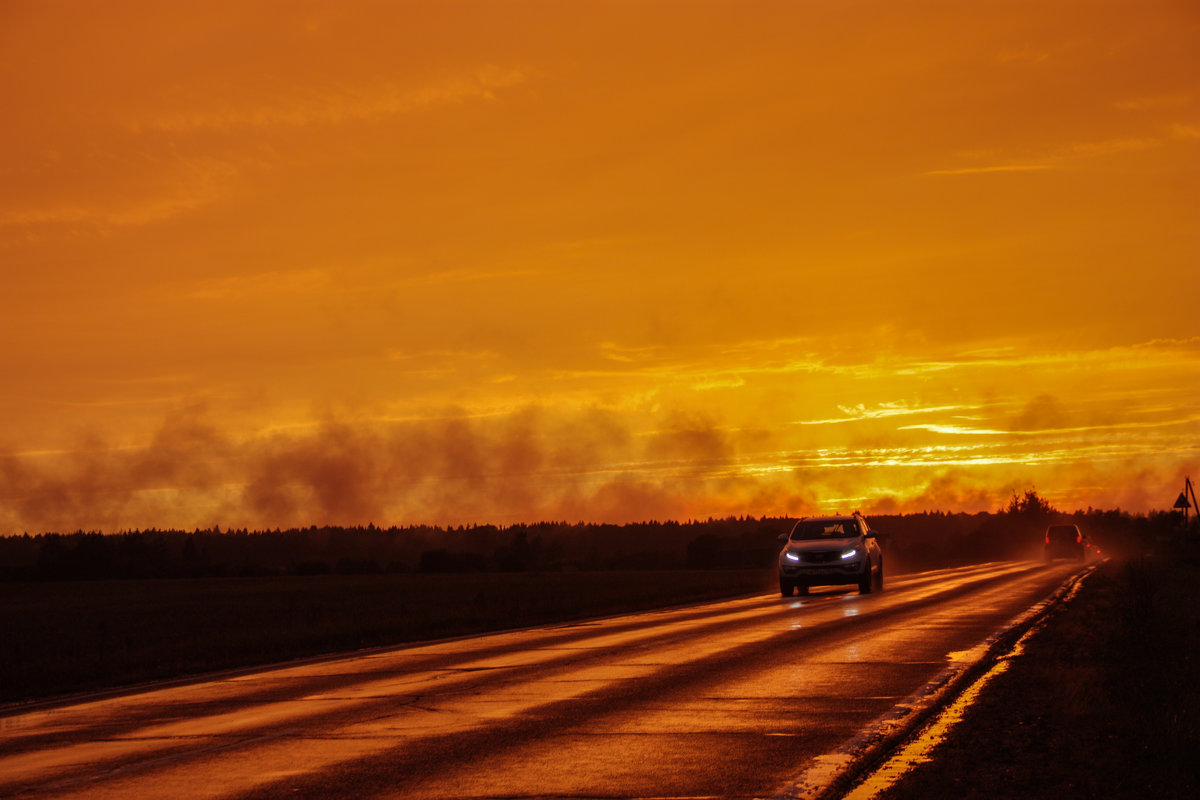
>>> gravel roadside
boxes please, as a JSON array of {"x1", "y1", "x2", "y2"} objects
[{"x1": 868, "y1": 556, "x2": 1200, "y2": 799}]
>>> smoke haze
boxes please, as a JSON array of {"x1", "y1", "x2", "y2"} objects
[{"x1": 2, "y1": 393, "x2": 1194, "y2": 533}]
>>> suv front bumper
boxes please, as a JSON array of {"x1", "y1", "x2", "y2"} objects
[{"x1": 780, "y1": 558, "x2": 867, "y2": 584}]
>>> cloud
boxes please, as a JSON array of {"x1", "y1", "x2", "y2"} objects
[
  {"x1": 887, "y1": 472, "x2": 1002, "y2": 514},
  {"x1": 0, "y1": 405, "x2": 235, "y2": 533},
  {"x1": 898, "y1": 424, "x2": 1007, "y2": 436},
  {"x1": 186, "y1": 268, "x2": 334, "y2": 301},
  {"x1": 1, "y1": 157, "x2": 237, "y2": 229},
  {"x1": 242, "y1": 419, "x2": 389, "y2": 525},
  {"x1": 1170, "y1": 123, "x2": 1200, "y2": 140},
  {"x1": 2, "y1": 189, "x2": 219, "y2": 229},
  {"x1": 0, "y1": 394, "x2": 1192, "y2": 535},
  {"x1": 924, "y1": 164, "x2": 1054, "y2": 176},
  {"x1": 128, "y1": 67, "x2": 529, "y2": 134},
  {"x1": 0, "y1": 403, "x2": 779, "y2": 531},
  {"x1": 1011, "y1": 393, "x2": 1067, "y2": 433},
  {"x1": 1114, "y1": 94, "x2": 1193, "y2": 111},
  {"x1": 927, "y1": 123, "x2": 1198, "y2": 178},
  {"x1": 1067, "y1": 136, "x2": 1159, "y2": 158},
  {"x1": 797, "y1": 402, "x2": 971, "y2": 426},
  {"x1": 3, "y1": 332, "x2": 1198, "y2": 532}
]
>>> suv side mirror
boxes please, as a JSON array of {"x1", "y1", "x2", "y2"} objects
[
  {"x1": 777, "y1": 533, "x2": 788, "y2": 544},
  {"x1": 864, "y1": 530, "x2": 877, "y2": 538}
]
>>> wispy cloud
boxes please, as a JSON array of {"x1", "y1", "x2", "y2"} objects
[
  {"x1": 398, "y1": 266, "x2": 543, "y2": 288},
  {"x1": 1170, "y1": 123, "x2": 1200, "y2": 140},
  {"x1": 927, "y1": 122, "x2": 1199, "y2": 177},
  {"x1": 903, "y1": 414, "x2": 1200, "y2": 438},
  {"x1": 1114, "y1": 94, "x2": 1193, "y2": 111},
  {"x1": 899, "y1": 423, "x2": 1007, "y2": 435},
  {"x1": 3, "y1": 187, "x2": 220, "y2": 229},
  {"x1": 598, "y1": 342, "x2": 666, "y2": 364},
  {"x1": 1, "y1": 157, "x2": 237, "y2": 229},
  {"x1": 900, "y1": 337, "x2": 1200, "y2": 374},
  {"x1": 924, "y1": 164, "x2": 1053, "y2": 176},
  {"x1": 1133, "y1": 336, "x2": 1200, "y2": 349},
  {"x1": 1067, "y1": 136, "x2": 1159, "y2": 158},
  {"x1": 128, "y1": 66, "x2": 529, "y2": 134},
  {"x1": 187, "y1": 268, "x2": 333, "y2": 301},
  {"x1": 796, "y1": 402, "x2": 971, "y2": 426}
]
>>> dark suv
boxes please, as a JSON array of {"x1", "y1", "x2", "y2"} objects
[
  {"x1": 779, "y1": 514, "x2": 883, "y2": 596},
  {"x1": 1044, "y1": 524, "x2": 1086, "y2": 562}
]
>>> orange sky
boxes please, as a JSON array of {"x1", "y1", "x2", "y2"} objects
[{"x1": 2, "y1": 0, "x2": 1198, "y2": 532}]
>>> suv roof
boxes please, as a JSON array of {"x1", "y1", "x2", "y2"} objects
[{"x1": 797, "y1": 513, "x2": 865, "y2": 523}]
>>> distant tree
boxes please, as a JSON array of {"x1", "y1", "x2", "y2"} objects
[{"x1": 1005, "y1": 489, "x2": 1056, "y2": 518}]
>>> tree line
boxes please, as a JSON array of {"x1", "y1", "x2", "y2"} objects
[{"x1": 0, "y1": 494, "x2": 1186, "y2": 581}]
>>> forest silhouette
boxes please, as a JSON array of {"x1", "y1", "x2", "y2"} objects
[{"x1": 0, "y1": 493, "x2": 1183, "y2": 582}]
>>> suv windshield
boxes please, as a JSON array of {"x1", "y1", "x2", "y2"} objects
[{"x1": 790, "y1": 519, "x2": 861, "y2": 540}]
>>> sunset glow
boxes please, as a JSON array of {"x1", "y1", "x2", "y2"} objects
[{"x1": 2, "y1": 0, "x2": 1197, "y2": 532}]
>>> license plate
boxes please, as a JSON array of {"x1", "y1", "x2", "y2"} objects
[{"x1": 805, "y1": 568, "x2": 834, "y2": 575}]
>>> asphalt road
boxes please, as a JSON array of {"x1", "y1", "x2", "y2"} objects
[{"x1": 0, "y1": 561, "x2": 1083, "y2": 800}]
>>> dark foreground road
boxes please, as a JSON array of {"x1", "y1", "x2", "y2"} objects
[{"x1": 0, "y1": 561, "x2": 1083, "y2": 800}]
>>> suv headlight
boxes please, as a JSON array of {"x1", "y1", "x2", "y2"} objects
[
  {"x1": 784, "y1": 551, "x2": 800, "y2": 562},
  {"x1": 840, "y1": 547, "x2": 859, "y2": 560}
]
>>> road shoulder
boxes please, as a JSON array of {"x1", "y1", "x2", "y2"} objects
[{"x1": 868, "y1": 557, "x2": 1200, "y2": 799}]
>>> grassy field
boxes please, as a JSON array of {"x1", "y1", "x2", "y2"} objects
[
  {"x1": 0, "y1": 569, "x2": 774, "y2": 704},
  {"x1": 876, "y1": 556, "x2": 1200, "y2": 799}
]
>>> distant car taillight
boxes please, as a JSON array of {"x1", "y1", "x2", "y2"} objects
[
  {"x1": 1076, "y1": 533, "x2": 1081, "y2": 543},
  {"x1": 1045, "y1": 536, "x2": 1050, "y2": 544}
]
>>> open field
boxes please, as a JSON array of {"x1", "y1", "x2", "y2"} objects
[
  {"x1": 876, "y1": 555, "x2": 1200, "y2": 799},
  {"x1": 0, "y1": 569, "x2": 773, "y2": 704}
]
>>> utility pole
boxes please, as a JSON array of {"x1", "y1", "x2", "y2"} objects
[
  {"x1": 1188, "y1": 477, "x2": 1199, "y2": 532},
  {"x1": 1176, "y1": 476, "x2": 1198, "y2": 531}
]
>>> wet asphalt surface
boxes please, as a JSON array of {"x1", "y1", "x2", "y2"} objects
[{"x1": 0, "y1": 561, "x2": 1082, "y2": 799}]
